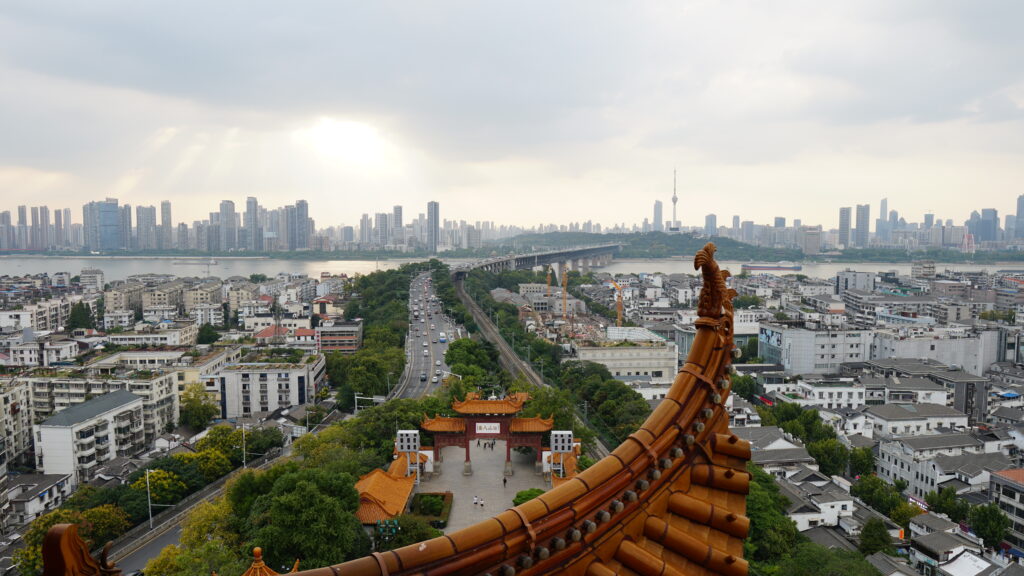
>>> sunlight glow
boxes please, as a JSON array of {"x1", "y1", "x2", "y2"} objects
[{"x1": 293, "y1": 118, "x2": 388, "y2": 165}]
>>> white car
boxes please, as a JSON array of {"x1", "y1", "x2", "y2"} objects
[
  {"x1": 435, "y1": 360, "x2": 441, "y2": 366},
  {"x1": 431, "y1": 376, "x2": 439, "y2": 383}
]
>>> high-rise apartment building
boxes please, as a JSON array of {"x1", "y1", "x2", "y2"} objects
[
  {"x1": 854, "y1": 204, "x2": 870, "y2": 247},
  {"x1": 16, "y1": 206, "x2": 27, "y2": 249},
  {"x1": 704, "y1": 214, "x2": 717, "y2": 237},
  {"x1": 838, "y1": 207, "x2": 852, "y2": 248},
  {"x1": 653, "y1": 201, "x2": 664, "y2": 233},
  {"x1": 119, "y1": 204, "x2": 133, "y2": 250},
  {"x1": 160, "y1": 201, "x2": 173, "y2": 250},
  {"x1": 359, "y1": 213, "x2": 372, "y2": 245},
  {"x1": 392, "y1": 205, "x2": 403, "y2": 245},
  {"x1": 219, "y1": 200, "x2": 236, "y2": 251},
  {"x1": 244, "y1": 197, "x2": 259, "y2": 251},
  {"x1": 30, "y1": 206, "x2": 40, "y2": 250},
  {"x1": 773, "y1": 217, "x2": 785, "y2": 228},
  {"x1": 427, "y1": 201, "x2": 440, "y2": 254},
  {"x1": 83, "y1": 199, "x2": 122, "y2": 252},
  {"x1": 1016, "y1": 194, "x2": 1024, "y2": 239},
  {"x1": 374, "y1": 213, "x2": 389, "y2": 246},
  {"x1": 135, "y1": 205, "x2": 158, "y2": 250},
  {"x1": 296, "y1": 200, "x2": 309, "y2": 250}
]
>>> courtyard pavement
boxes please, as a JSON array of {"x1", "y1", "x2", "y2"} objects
[{"x1": 415, "y1": 439, "x2": 549, "y2": 533}]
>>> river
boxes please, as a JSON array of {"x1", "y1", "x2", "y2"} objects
[{"x1": 2, "y1": 255, "x2": 1021, "y2": 282}]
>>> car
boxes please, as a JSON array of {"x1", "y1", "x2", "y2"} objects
[
  {"x1": 433, "y1": 339, "x2": 438, "y2": 343},
  {"x1": 420, "y1": 372, "x2": 427, "y2": 381},
  {"x1": 435, "y1": 369, "x2": 441, "y2": 376},
  {"x1": 431, "y1": 376, "x2": 439, "y2": 383},
  {"x1": 435, "y1": 360, "x2": 441, "y2": 366}
]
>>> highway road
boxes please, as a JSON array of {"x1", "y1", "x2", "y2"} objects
[{"x1": 393, "y1": 272, "x2": 464, "y2": 399}]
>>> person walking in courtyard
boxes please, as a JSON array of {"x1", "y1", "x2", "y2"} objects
[
  {"x1": 503, "y1": 477, "x2": 507, "y2": 488},
  {"x1": 473, "y1": 496, "x2": 479, "y2": 506}
]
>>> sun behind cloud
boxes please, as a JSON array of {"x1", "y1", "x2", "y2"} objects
[{"x1": 292, "y1": 117, "x2": 391, "y2": 167}]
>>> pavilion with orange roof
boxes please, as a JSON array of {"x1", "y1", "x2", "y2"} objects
[{"x1": 420, "y1": 391, "x2": 553, "y2": 475}]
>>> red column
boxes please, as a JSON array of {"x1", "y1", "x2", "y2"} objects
[
  {"x1": 465, "y1": 436, "x2": 471, "y2": 462},
  {"x1": 535, "y1": 437, "x2": 543, "y2": 462},
  {"x1": 506, "y1": 437, "x2": 512, "y2": 464}
]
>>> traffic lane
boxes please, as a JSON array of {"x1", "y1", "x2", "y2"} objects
[{"x1": 117, "y1": 526, "x2": 182, "y2": 573}]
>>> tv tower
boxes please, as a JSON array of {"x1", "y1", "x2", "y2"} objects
[{"x1": 671, "y1": 169, "x2": 678, "y2": 230}]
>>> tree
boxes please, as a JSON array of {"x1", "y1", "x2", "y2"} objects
[
  {"x1": 249, "y1": 273, "x2": 269, "y2": 283},
  {"x1": 376, "y1": 515, "x2": 443, "y2": 552},
  {"x1": 849, "y1": 446, "x2": 875, "y2": 478},
  {"x1": 733, "y1": 294, "x2": 763, "y2": 309},
  {"x1": 774, "y1": 542, "x2": 882, "y2": 576},
  {"x1": 131, "y1": 469, "x2": 188, "y2": 505},
  {"x1": 807, "y1": 439, "x2": 849, "y2": 477},
  {"x1": 925, "y1": 486, "x2": 970, "y2": 523},
  {"x1": 745, "y1": 464, "x2": 800, "y2": 564},
  {"x1": 970, "y1": 502, "x2": 1010, "y2": 549},
  {"x1": 178, "y1": 382, "x2": 220, "y2": 431},
  {"x1": 81, "y1": 504, "x2": 131, "y2": 546},
  {"x1": 13, "y1": 509, "x2": 84, "y2": 576},
  {"x1": 889, "y1": 502, "x2": 924, "y2": 529},
  {"x1": 730, "y1": 374, "x2": 758, "y2": 400},
  {"x1": 197, "y1": 323, "x2": 221, "y2": 344},
  {"x1": 66, "y1": 301, "x2": 95, "y2": 330},
  {"x1": 858, "y1": 517, "x2": 894, "y2": 555},
  {"x1": 513, "y1": 488, "x2": 546, "y2": 506},
  {"x1": 173, "y1": 449, "x2": 233, "y2": 483}
]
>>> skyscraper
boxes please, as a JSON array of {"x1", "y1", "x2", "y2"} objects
[
  {"x1": 876, "y1": 198, "x2": 889, "y2": 242},
  {"x1": 136, "y1": 205, "x2": 158, "y2": 250},
  {"x1": 359, "y1": 213, "x2": 372, "y2": 245},
  {"x1": 39, "y1": 206, "x2": 50, "y2": 249},
  {"x1": 83, "y1": 198, "x2": 121, "y2": 251},
  {"x1": 296, "y1": 200, "x2": 310, "y2": 250},
  {"x1": 119, "y1": 204, "x2": 133, "y2": 250},
  {"x1": 1016, "y1": 194, "x2": 1024, "y2": 239},
  {"x1": 219, "y1": 200, "x2": 237, "y2": 251},
  {"x1": 30, "y1": 206, "x2": 40, "y2": 250},
  {"x1": 160, "y1": 200, "x2": 173, "y2": 250},
  {"x1": 773, "y1": 217, "x2": 786, "y2": 228},
  {"x1": 838, "y1": 207, "x2": 852, "y2": 248},
  {"x1": 16, "y1": 206, "x2": 27, "y2": 249},
  {"x1": 653, "y1": 201, "x2": 664, "y2": 233},
  {"x1": 854, "y1": 204, "x2": 870, "y2": 247},
  {"x1": 704, "y1": 214, "x2": 717, "y2": 237},
  {"x1": 374, "y1": 213, "x2": 389, "y2": 246},
  {"x1": 244, "y1": 197, "x2": 260, "y2": 251},
  {"x1": 392, "y1": 205, "x2": 404, "y2": 245},
  {"x1": 427, "y1": 201, "x2": 440, "y2": 254},
  {"x1": 732, "y1": 215, "x2": 740, "y2": 232},
  {"x1": 54, "y1": 209, "x2": 64, "y2": 248}
]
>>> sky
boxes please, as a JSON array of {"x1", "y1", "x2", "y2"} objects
[{"x1": 1, "y1": 1, "x2": 1023, "y2": 229}]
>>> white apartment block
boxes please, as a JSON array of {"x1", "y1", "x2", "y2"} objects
[
  {"x1": 189, "y1": 302, "x2": 225, "y2": 327},
  {"x1": 862, "y1": 403, "x2": 968, "y2": 439},
  {"x1": 0, "y1": 296, "x2": 81, "y2": 332},
  {"x1": 142, "y1": 280, "x2": 186, "y2": 310},
  {"x1": 4, "y1": 473, "x2": 72, "y2": 527},
  {"x1": 34, "y1": 390, "x2": 145, "y2": 487},
  {"x1": 103, "y1": 309, "x2": 135, "y2": 330},
  {"x1": 27, "y1": 370, "x2": 179, "y2": 444},
  {"x1": 205, "y1": 354, "x2": 327, "y2": 419},
  {"x1": 1, "y1": 378, "x2": 32, "y2": 469},
  {"x1": 877, "y1": 434, "x2": 1009, "y2": 499},
  {"x1": 575, "y1": 328, "x2": 678, "y2": 380},
  {"x1": 9, "y1": 338, "x2": 79, "y2": 367},
  {"x1": 184, "y1": 281, "x2": 222, "y2": 310},
  {"x1": 244, "y1": 314, "x2": 310, "y2": 333},
  {"x1": 758, "y1": 322, "x2": 872, "y2": 376},
  {"x1": 78, "y1": 268, "x2": 105, "y2": 293},
  {"x1": 103, "y1": 282, "x2": 145, "y2": 314},
  {"x1": 107, "y1": 321, "x2": 198, "y2": 347},
  {"x1": 872, "y1": 327, "x2": 1000, "y2": 377},
  {"x1": 794, "y1": 379, "x2": 865, "y2": 410},
  {"x1": 142, "y1": 305, "x2": 178, "y2": 323},
  {"x1": 776, "y1": 470, "x2": 856, "y2": 532}
]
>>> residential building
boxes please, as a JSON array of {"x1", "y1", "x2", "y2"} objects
[
  {"x1": 878, "y1": 433, "x2": 1009, "y2": 499},
  {"x1": 189, "y1": 302, "x2": 225, "y2": 327},
  {"x1": 103, "y1": 309, "x2": 134, "y2": 330},
  {"x1": 990, "y1": 469, "x2": 1024, "y2": 550},
  {"x1": 574, "y1": 327, "x2": 677, "y2": 380},
  {"x1": 184, "y1": 281, "x2": 222, "y2": 311},
  {"x1": 107, "y1": 321, "x2": 198, "y2": 347},
  {"x1": 316, "y1": 320, "x2": 363, "y2": 354},
  {"x1": 758, "y1": 322, "x2": 872, "y2": 376},
  {"x1": 8, "y1": 337, "x2": 79, "y2": 367},
  {"x1": 871, "y1": 327, "x2": 1000, "y2": 377},
  {"x1": 3, "y1": 473, "x2": 72, "y2": 527},
  {"x1": 775, "y1": 469, "x2": 855, "y2": 531},
  {"x1": 34, "y1": 390, "x2": 145, "y2": 487},
  {"x1": 863, "y1": 404, "x2": 968, "y2": 439},
  {"x1": 0, "y1": 378, "x2": 32, "y2": 471},
  {"x1": 78, "y1": 269, "x2": 104, "y2": 293},
  {"x1": 205, "y1": 353, "x2": 327, "y2": 419}
]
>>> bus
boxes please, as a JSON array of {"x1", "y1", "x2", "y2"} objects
[{"x1": 439, "y1": 332, "x2": 447, "y2": 343}]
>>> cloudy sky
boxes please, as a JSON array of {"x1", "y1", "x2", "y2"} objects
[{"x1": 1, "y1": 1, "x2": 1022, "y2": 230}]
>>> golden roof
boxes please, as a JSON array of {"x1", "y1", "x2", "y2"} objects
[
  {"x1": 353, "y1": 469, "x2": 415, "y2": 525},
  {"x1": 451, "y1": 391, "x2": 530, "y2": 415},
  {"x1": 240, "y1": 548, "x2": 299, "y2": 576},
  {"x1": 420, "y1": 415, "x2": 466, "y2": 433},
  {"x1": 509, "y1": 416, "x2": 554, "y2": 433}
]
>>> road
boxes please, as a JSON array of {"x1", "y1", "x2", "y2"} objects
[
  {"x1": 393, "y1": 272, "x2": 464, "y2": 399},
  {"x1": 116, "y1": 527, "x2": 182, "y2": 573}
]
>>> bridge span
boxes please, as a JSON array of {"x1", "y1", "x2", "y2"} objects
[{"x1": 454, "y1": 243, "x2": 620, "y2": 278}]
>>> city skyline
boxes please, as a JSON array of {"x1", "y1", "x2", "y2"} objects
[{"x1": 1, "y1": 3, "x2": 1022, "y2": 227}]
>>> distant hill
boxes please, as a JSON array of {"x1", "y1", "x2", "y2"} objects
[{"x1": 496, "y1": 232, "x2": 803, "y2": 261}]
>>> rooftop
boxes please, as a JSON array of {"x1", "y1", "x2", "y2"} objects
[
  {"x1": 898, "y1": 434, "x2": 982, "y2": 451},
  {"x1": 865, "y1": 403, "x2": 966, "y2": 421},
  {"x1": 38, "y1": 389, "x2": 142, "y2": 427}
]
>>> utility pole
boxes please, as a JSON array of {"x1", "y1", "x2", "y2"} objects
[{"x1": 146, "y1": 469, "x2": 153, "y2": 530}]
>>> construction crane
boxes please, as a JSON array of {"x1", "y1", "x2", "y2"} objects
[{"x1": 609, "y1": 280, "x2": 624, "y2": 327}]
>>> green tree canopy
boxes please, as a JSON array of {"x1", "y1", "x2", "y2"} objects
[
  {"x1": 197, "y1": 323, "x2": 221, "y2": 344},
  {"x1": 513, "y1": 488, "x2": 546, "y2": 507},
  {"x1": 774, "y1": 542, "x2": 883, "y2": 576},
  {"x1": 858, "y1": 517, "x2": 894, "y2": 555},
  {"x1": 849, "y1": 446, "x2": 875, "y2": 478},
  {"x1": 376, "y1": 515, "x2": 443, "y2": 552},
  {"x1": 970, "y1": 502, "x2": 1010, "y2": 548},
  {"x1": 66, "y1": 302, "x2": 95, "y2": 331},
  {"x1": 807, "y1": 439, "x2": 849, "y2": 477},
  {"x1": 179, "y1": 382, "x2": 220, "y2": 431},
  {"x1": 925, "y1": 486, "x2": 971, "y2": 524}
]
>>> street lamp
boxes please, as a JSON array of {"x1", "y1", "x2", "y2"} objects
[{"x1": 144, "y1": 469, "x2": 174, "y2": 530}]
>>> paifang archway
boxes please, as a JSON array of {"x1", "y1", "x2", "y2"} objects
[
  {"x1": 422, "y1": 392, "x2": 551, "y2": 476},
  {"x1": 44, "y1": 243, "x2": 750, "y2": 576}
]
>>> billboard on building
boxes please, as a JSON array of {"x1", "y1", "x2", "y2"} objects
[{"x1": 759, "y1": 327, "x2": 782, "y2": 348}]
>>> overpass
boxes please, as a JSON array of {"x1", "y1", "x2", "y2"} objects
[{"x1": 454, "y1": 243, "x2": 620, "y2": 278}]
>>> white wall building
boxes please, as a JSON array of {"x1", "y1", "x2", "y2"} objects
[
  {"x1": 34, "y1": 390, "x2": 145, "y2": 487},
  {"x1": 863, "y1": 403, "x2": 968, "y2": 439},
  {"x1": 758, "y1": 322, "x2": 873, "y2": 376},
  {"x1": 872, "y1": 327, "x2": 1000, "y2": 377},
  {"x1": 206, "y1": 354, "x2": 327, "y2": 419}
]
